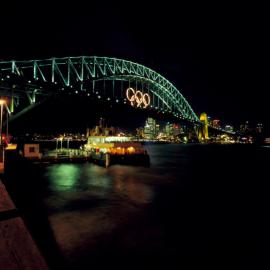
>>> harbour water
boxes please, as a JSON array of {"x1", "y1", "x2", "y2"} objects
[{"x1": 3, "y1": 144, "x2": 269, "y2": 269}]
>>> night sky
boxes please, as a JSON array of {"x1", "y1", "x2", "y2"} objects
[{"x1": 1, "y1": 1, "x2": 269, "y2": 132}]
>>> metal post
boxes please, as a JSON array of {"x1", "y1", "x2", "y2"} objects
[
  {"x1": 0, "y1": 103, "x2": 3, "y2": 145},
  {"x1": 105, "y1": 153, "x2": 110, "y2": 167},
  {"x1": 52, "y1": 58, "x2": 55, "y2": 83},
  {"x1": 92, "y1": 80, "x2": 95, "y2": 93},
  {"x1": 112, "y1": 79, "x2": 115, "y2": 98},
  {"x1": 67, "y1": 59, "x2": 70, "y2": 86},
  {"x1": 11, "y1": 85, "x2": 15, "y2": 113},
  {"x1": 6, "y1": 111, "x2": 8, "y2": 143}
]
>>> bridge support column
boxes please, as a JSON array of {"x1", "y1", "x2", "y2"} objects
[{"x1": 198, "y1": 112, "x2": 209, "y2": 142}]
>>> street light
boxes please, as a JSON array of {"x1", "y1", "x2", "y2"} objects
[
  {"x1": 60, "y1": 137, "x2": 63, "y2": 151},
  {"x1": 0, "y1": 99, "x2": 6, "y2": 145},
  {"x1": 56, "y1": 136, "x2": 64, "y2": 152}
]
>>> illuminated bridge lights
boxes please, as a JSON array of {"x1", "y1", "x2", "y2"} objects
[
  {"x1": 0, "y1": 56, "x2": 200, "y2": 123},
  {"x1": 126, "y1": 87, "x2": 150, "y2": 108}
]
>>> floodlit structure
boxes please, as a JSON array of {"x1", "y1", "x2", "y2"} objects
[
  {"x1": 0, "y1": 56, "x2": 234, "y2": 136},
  {"x1": 0, "y1": 56, "x2": 198, "y2": 122}
]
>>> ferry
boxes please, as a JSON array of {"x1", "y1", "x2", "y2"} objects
[{"x1": 84, "y1": 120, "x2": 150, "y2": 167}]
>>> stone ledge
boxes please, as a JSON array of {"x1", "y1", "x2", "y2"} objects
[{"x1": 0, "y1": 180, "x2": 48, "y2": 270}]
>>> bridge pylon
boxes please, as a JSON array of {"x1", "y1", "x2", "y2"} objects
[{"x1": 197, "y1": 112, "x2": 209, "y2": 141}]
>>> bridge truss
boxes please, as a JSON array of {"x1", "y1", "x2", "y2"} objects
[{"x1": 0, "y1": 56, "x2": 199, "y2": 123}]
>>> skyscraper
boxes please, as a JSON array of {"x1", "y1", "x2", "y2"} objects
[{"x1": 144, "y1": 118, "x2": 157, "y2": 139}]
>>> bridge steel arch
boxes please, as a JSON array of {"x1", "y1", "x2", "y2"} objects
[{"x1": 0, "y1": 56, "x2": 199, "y2": 122}]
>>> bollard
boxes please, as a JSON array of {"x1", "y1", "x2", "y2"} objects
[{"x1": 105, "y1": 153, "x2": 110, "y2": 168}]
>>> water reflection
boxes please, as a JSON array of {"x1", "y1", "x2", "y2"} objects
[
  {"x1": 45, "y1": 164, "x2": 80, "y2": 191},
  {"x1": 45, "y1": 163, "x2": 154, "y2": 205},
  {"x1": 110, "y1": 166, "x2": 154, "y2": 204},
  {"x1": 10, "y1": 144, "x2": 269, "y2": 269},
  {"x1": 82, "y1": 165, "x2": 112, "y2": 190},
  {"x1": 43, "y1": 162, "x2": 157, "y2": 263}
]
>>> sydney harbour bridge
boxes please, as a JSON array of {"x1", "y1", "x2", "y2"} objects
[{"x1": 0, "y1": 56, "x2": 230, "y2": 138}]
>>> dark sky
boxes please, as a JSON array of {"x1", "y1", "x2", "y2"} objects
[{"x1": 1, "y1": 1, "x2": 269, "y2": 130}]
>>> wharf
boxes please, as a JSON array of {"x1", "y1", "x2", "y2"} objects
[
  {"x1": 24, "y1": 147, "x2": 91, "y2": 164},
  {"x1": 0, "y1": 180, "x2": 48, "y2": 270},
  {"x1": 8, "y1": 145, "x2": 150, "y2": 167}
]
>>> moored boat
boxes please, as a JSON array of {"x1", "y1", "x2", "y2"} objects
[{"x1": 84, "y1": 120, "x2": 150, "y2": 167}]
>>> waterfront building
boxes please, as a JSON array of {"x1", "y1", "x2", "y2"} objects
[
  {"x1": 172, "y1": 124, "x2": 182, "y2": 136},
  {"x1": 240, "y1": 121, "x2": 250, "y2": 133},
  {"x1": 144, "y1": 118, "x2": 158, "y2": 139},
  {"x1": 224, "y1": 125, "x2": 234, "y2": 132},
  {"x1": 256, "y1": 123, "x2": 263, "y2": 133},
  {"x1": 212, "y1": 119, "x2": 221, "y2": 128},
  {"x1": 164, "y1": 122, "x2": 173, "y2": 137}
]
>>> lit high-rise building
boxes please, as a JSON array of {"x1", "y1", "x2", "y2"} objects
[
  {"x1": 165, "y1": 122, "x2": 173, "y2": 137},
  {"x1": 144, "y1": 118, "x2": 157, "y2": 139},
  {"x1": 172, "y1": 124, "x2": 181, "y2": 136},
  {"x1": 256, "y1": 123, "x2": 263, "y2": 133},
  {"x1": 212, "y1": 119, "x2": 221, "y2": 128},
  {"x1": 224, "y1": 125, "x2": 234, "y2": 132},
  {"x1": 240, "y1": 121, "x2": 250, "y2": 133}
]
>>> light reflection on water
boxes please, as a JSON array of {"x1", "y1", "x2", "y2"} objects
[
  {"x1": 44, "y1": 163, "x2": 156, "y2": 263},
  {"x1": 45, "y1": 163, "x2": 154, "y2": 204},
  {"x1": 108, "y1": 165, "x2": 154, "y2": 204},
  {"x1": 41, "y1": 147, "x2": 168, "y2": 264},
  {"x1": 37, "y1": 144, "x2": 269, "y2": 269},
  {"x1": 45, "y1": 164, "x2": 80, "y2": 191},
  {"x1": 45, "y1": 164, "x2": 114, "y2": 192},
  {"x1": 44, "y1": 144, "x2": 191, "y2": 196}
]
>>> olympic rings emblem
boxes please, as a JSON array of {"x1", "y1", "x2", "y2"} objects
[{"x1": 126, "y1": 87, "x2": 151, "y2": 108}]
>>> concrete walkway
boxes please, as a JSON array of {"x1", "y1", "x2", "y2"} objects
[{"x1": 0, "y1": 180, "x2": 48, "y2": 270}]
